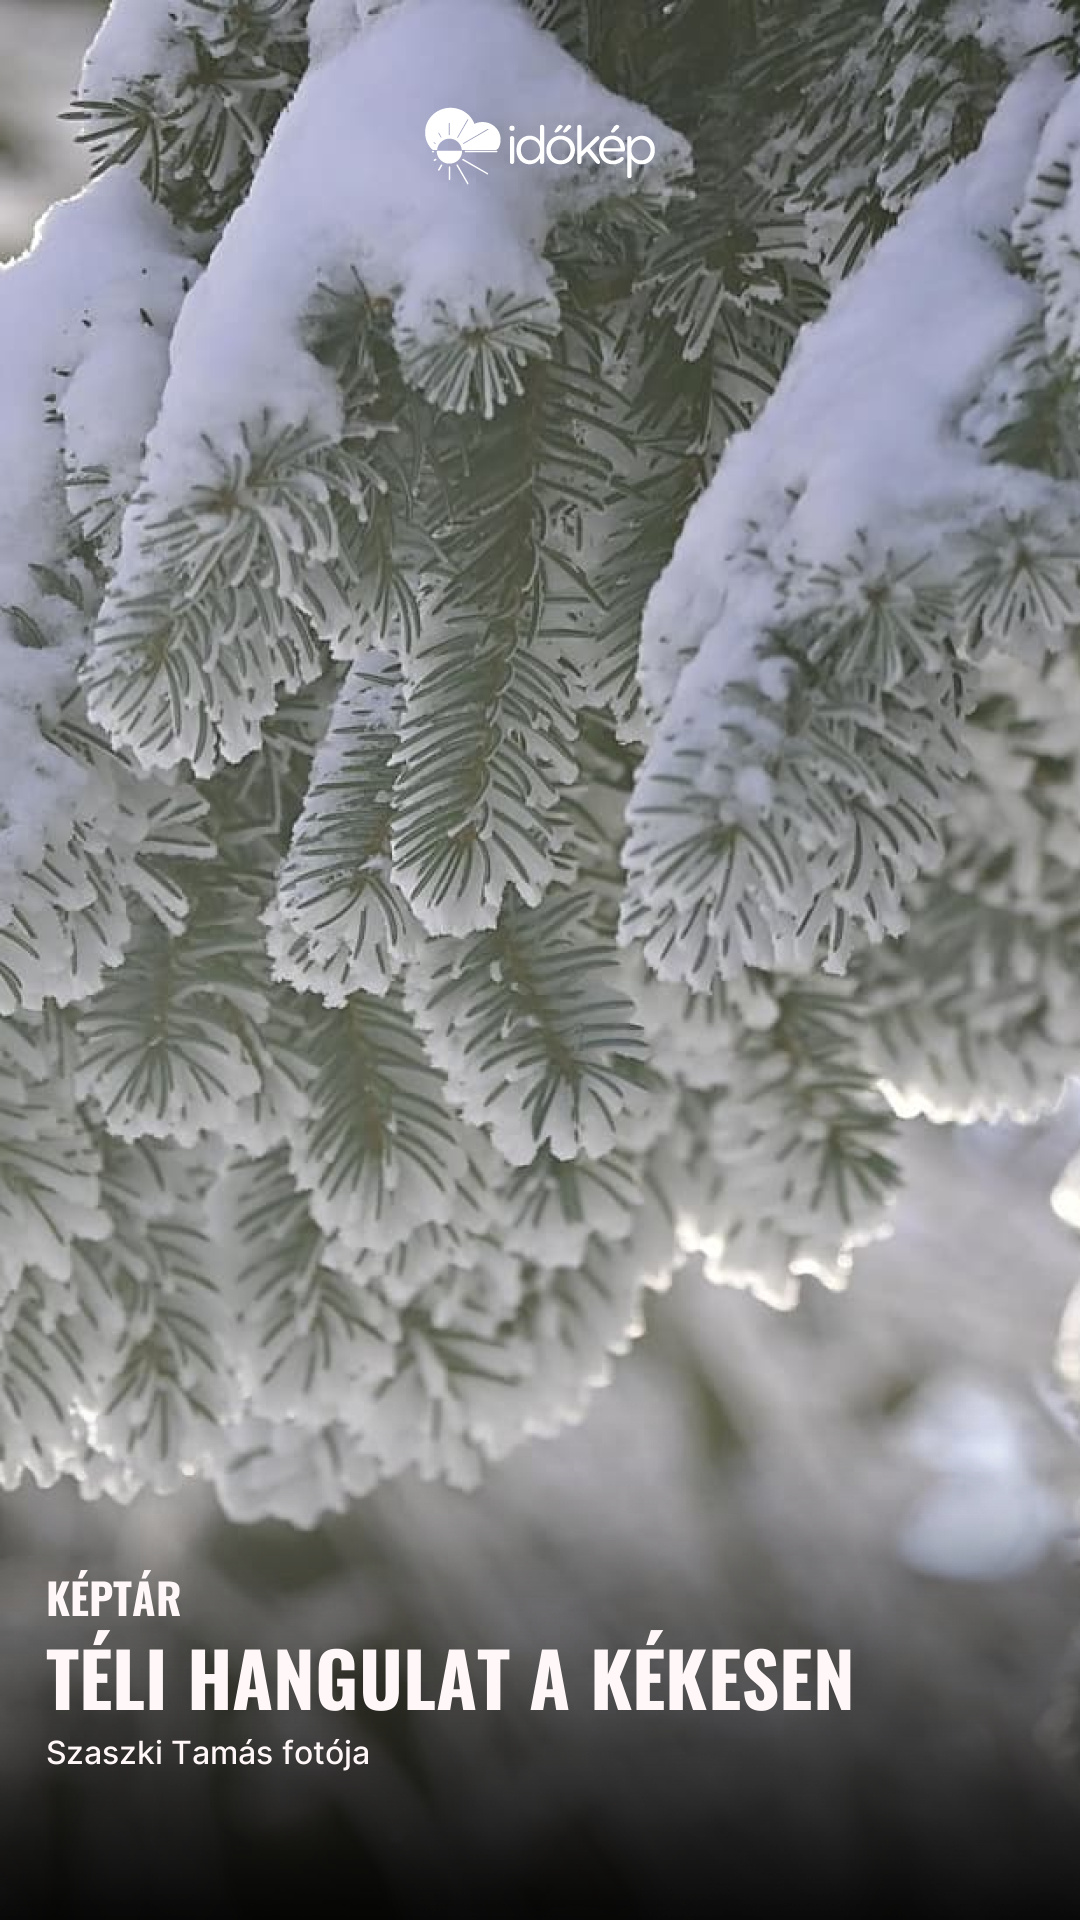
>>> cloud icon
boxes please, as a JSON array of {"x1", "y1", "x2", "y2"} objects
[{"x1": 425, "y1": 109, "x2": 501, "y2": 180}]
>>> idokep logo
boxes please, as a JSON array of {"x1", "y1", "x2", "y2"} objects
[
  {"x1": 425, "y1": 109, "x2": 502, "y2": 182},
  {"x1": 507, "y1": 122, "x2": 657, "y2": 177},
  {"x1": 425, "y1": 108, "x2": 657, "y2": 181}
]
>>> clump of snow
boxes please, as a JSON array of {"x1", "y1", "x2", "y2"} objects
[
  {"x1": 942, "y1": 0, "x2": 1064, "y2": 64},
  {"x1": 0, "y1": 169, "x2": 193, "y2": 901},
  {"x1": 1055, "y1": 1277, "x2": 1080, "y2": 1391},
  {"x1": 732, "y1": 765, "x2": 776, "y2": 814},
  {"x1": 618, "y1": 58, "x2": 1080, "y2": 990},
  {"x1": 1015, "y1": 75, "x2": 1080, "y2": 368},
  {"x1": 77, "y1": 0, "x2": 198, "y2": 105},
  {"x1": 308, "y1": 0, "x2": 365, "y2": 63},
  {"x1": 109, "y1": 0, "x2": 689, "y2": 514},
  {"x1": 638, "y1": 59, "x2": 1067, "y2": 724},
  {"x1": 62, "y1": 207, "x2": 193, "y2": 555}
]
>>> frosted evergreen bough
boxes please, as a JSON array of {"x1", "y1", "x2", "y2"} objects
[{"x1": 4, "y1": 0, "x2": 1080, "y2": 1522}]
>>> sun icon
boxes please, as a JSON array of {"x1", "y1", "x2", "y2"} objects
[{"x1": 424, "y1": 108, "x2": 502, "y2": 183}]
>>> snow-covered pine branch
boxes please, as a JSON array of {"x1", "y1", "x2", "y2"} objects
[{"x1": 1, "y1": 0, "x2": 1080, "y2": 1519}]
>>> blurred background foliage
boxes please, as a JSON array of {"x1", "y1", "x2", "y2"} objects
[{"x1": 0, "y1": 2, "x2": 102, "y2": 259}]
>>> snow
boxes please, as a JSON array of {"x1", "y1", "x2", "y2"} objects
[
  {"x1": 638, "y1": 58, "x2": 1068, "y2": 725},
  {"x1": 619, "y1": 58, "x2": 1080, "y2": 989},
  {"x1": 107, "y1": 0, "x2": 689, "y2": 518},
  {"x1": 77, "y1": 0, "x2": 209, "y2": 103},
  {"x1": 0, "y1": 168, "x2": 192, "y2": 901},
  {"x1": 3, "y1": 0, "x2": 1079, "y2": 1561},
  {"x1": 732, "y1": 765, "x2": 776, "y2": 814},
  {"x1": 308, "y1": 0, "x2": 365, "y2": 63},
  {"x1": 1016, "y1": 74, "x2": 1080, "y2": 366},
  {"x1": 941, "y1": 0, "x2": 1064, "y2": 64}
]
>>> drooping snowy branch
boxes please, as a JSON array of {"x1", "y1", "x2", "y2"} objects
[{"x1": 1, "y1": 0, "x2": 1080, "y2": 1520}]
